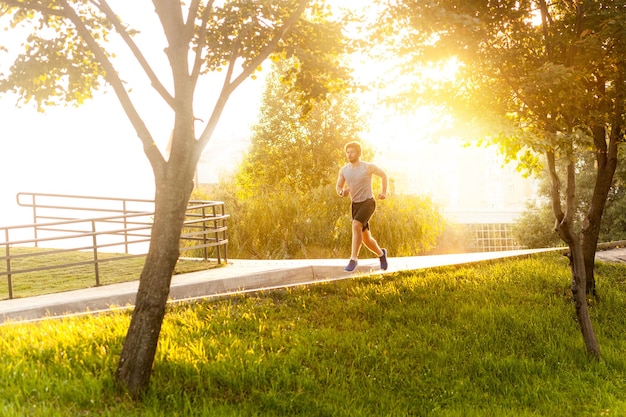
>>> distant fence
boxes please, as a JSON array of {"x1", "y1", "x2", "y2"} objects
[
  {"x1": 468, "y1": 223, "x2": 522, "y2": 252},
  {"x1": 1, "y1": 192, "x2": 229, "y2": 299}
]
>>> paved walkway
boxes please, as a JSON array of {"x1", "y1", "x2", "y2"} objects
[
  {"x1": 0, "y1": 248, "x2": 561, "y2": 324},
  {"x1": 595, "y1": 247, "x2": 626, "y2": 263}
]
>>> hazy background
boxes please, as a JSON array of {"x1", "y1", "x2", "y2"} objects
[{"x1": 0, "y1": 1, "x2": 537, "y2": 228}]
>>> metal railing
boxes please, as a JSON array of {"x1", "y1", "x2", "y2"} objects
[
  {"x1": 1, "y1": 193, "x2": 229, "y2": 299},
  {"x1": 16, "y1": 192, "x2": 156, "y2": 254}
]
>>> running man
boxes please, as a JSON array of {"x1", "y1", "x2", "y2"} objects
[{"x1": 336, "y1": 141, "x2": 388, "y2": 272}]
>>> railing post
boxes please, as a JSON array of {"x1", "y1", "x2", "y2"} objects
[
  {"x1": 5, "y1": 229, "x2": 12, "y2": 299},
  {"x1": 123, "y1": 200, "x2": 129, "y2": 254},
  {"x1": 92, "y1": 220, "x2": 100, "y2": 286},
  {"x1": 213, "y1": 203, "x2": 220, "y2": 264},
  {"x1": 202, "y1": 205, "x2": 208, "y2": 261},
  {"x1": 32, "y1": 194, "x2": 39, "y2": 248},
  {"x1": 216, "y1": 204, "x2": 224, "y2": 264}
]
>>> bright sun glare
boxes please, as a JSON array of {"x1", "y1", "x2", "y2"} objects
[{"x1": 422, "y1": 56, "x2": 462, "y2": 82}]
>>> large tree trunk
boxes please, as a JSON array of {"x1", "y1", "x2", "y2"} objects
[{"x1": 116, "y1": 173, "x2": 194, "y2": 397}]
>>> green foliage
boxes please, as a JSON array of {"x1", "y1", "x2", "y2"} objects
[
  {"x1": 601, "y1": 198, "x2": 626, "y2": 242},
  {"x1": 512, "y1": 201, "x2": 563, "y2": 249},
  {"x1": 200, "y1": 0, "x2": 296, "y2": 71},
  {"x1": 514, "y1": 146, "x2": 626, "y2": 246},
  {"x1": 1, "y1": 0, "x2": 355, "y2": 122},
  {"x1": 277, "y1": 2, "x2": 354, "y2": 112},
  {"x1": 210, "y1": 183, "x2": 344, "y2": 259},
  {"x1": 200, "y1": 0, "x2": 352, "y2": 110},
  {"x1": 371, "y1": 193, "x2": 444, "y2": 256},
  {"x1": 209, "y1": 181, "x2": 443, "y2": 259},
  {"x1": 374, "y1": 0, "x2": 626, "y2": 145},
  {"x1": 0, "y1": 1, "x2": 110, "y2": 111},
  {"x1": 2, "y1": 253, "x2": 626, "y2": 415},
  {"x1": 236, "y1": 59, "x2": 361, "y2": 200},
  {"x1": 600, "y1": 147, "x2": 626, "y2": 242}
]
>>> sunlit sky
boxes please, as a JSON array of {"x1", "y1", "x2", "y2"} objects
[{"x1": 0, "y1": 1, "x2": 535, "y2": 226}]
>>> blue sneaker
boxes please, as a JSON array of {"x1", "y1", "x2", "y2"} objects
[
  {"x1": 379, "y1": 248, "x2": 388, "y2": 270},
  {"x1": 344, "y1": 259, "x2": 358, "y2": 272}
]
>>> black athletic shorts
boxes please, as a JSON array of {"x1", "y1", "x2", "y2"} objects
[{"x1": 351, "y1": 198, "x2": 376, "y2": 232}]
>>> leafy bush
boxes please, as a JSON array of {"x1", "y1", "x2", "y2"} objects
[
  {"x1": 431, "y1": 221, "x2": 476, "y2": 254},
  {"x1": 601, "y1": 196, "x2": 626, "y2": 242},
  {"x1": 513, "y1": 147, "x2": 626, "y2": 247},
  {"x1": 206, "y1": 182, "x2": 444, "y2": 259},
  {"x1": 512, "y1": 201, "x2": 563, "y2": 248},
  {"x1": 373, "y1": 194, "x2": 444, "y2": 256}
]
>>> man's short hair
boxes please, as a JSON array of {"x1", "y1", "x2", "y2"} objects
[{"x1": 344, "y1": 141, "x2": 362, "y2": 156}]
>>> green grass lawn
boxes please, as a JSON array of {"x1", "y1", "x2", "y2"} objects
[
  {"x1": 1, "y1": 252, "x2": 625, "y2": 416},
  {"x1": 0, "y1": 247, "x2": 222, "y2": 299}
]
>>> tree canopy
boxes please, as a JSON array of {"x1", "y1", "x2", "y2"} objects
[{"x1": 373, "y1": 0, "x2": 626, "y2": 358}]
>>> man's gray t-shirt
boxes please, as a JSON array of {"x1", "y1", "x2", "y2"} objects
[{"x1": 340, "y1": 162, "x2": 374, "y2": 203}]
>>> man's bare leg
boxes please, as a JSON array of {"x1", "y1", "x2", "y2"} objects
[
  {"x1": 351, "y1": 220, "x2": 364, "y2": 260},
  {"x1": 363, "y1": 229, "x2": 388, "y2": 270},
  {"x1": 362, "y1": 229, "x2": 383, "y2": 257}
]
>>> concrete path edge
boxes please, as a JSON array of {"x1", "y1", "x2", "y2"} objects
[{"x1": 0, "y1": 248, "x2": 561, "y2": 324}]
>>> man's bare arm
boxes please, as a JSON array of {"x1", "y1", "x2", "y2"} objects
[
  {"x1": 369, "y1": 163, "x2": 388, "y2": 199},
  {"x1": 336, "y1": 172, "x2": 349, "y2": 197}
]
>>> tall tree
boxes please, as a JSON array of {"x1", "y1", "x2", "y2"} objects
[
  {"x1": 374, "y1": 0, "x2": 626, "y2": 358},
  {"x1": 0, "y1": 0, "x2": 351, "y2": 396},
  {"x1": 237, "y1": 58, "x2": 361, "y2": 198}
]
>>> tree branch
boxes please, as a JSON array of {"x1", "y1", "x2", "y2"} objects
[
  {"x1": 564, "y1": 156, "x2": 576, "y2": 226},
  {"x1": 90, "y1": 0, "x2": 176, "y2": 109},
  {"x1": 537, "y1": 0, "x2": 554, "y2": 61},
  {"x1": 230, "y1": 0, "x2": 309, "y2": 91},
  {"x1": 196, "y1": 0, "x2": 310, "y2": 149},
  {"x1": 189, "y1": 0, "x2": 215, "y2": 87},
  {"x1": 152, "y1": 0, "x2": 189, "y2": 85},
  {"x1": 546, "y1": 149, "x2": 564, "y2": 225},
  {"x1": 54, "y1": 0, "x2": 165, "y2": 170},
  {"x1": 186, "y1": 0, "x2": 201, "y2": 28}
]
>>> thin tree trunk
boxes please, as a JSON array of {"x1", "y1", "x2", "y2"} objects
[
  {"x1": 547, "y1": 150, "x2": 601, "y2": 358},
  {"x1": 116, "y1": 175, "x2": 194, "y2": 397},
  {"x1": 581, "y1": 124, "x2": 619, "y2": 294},
  {"x1": 568, "y1": 241, "x2": 601, "y2": 358}
]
